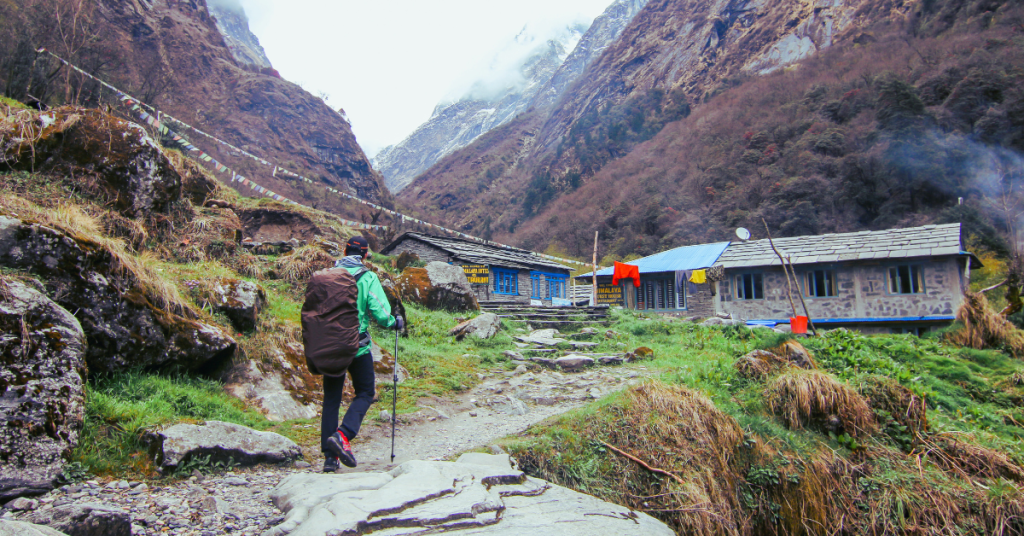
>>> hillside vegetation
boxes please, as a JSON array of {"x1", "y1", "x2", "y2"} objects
[
  {"x1": 503, "y1": 312, "x2": 1024, "y2": 535},
  {"x1": 400, "y1": 0, "x2": 1024, "y2": 264}
]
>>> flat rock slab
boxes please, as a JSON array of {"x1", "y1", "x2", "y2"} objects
[
  {"x1": 154, "y1": 420, "x2": 301, "y2": 472},
  {"x1": 556, "y1": 355, "x2": 596, "y2": 372},
  {"x1": 262, "y1": 455, "x2": 672, "y2": 536},
  {"x1": 0, "y1": 519, "x2": 68, "y2": 536},
  {"x1": 514, "y1": 328, "x2": 568, "y2": 346}
]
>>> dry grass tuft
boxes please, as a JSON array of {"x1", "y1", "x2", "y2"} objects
[
  {"x1": 737, "y1": 340, "x2": 817, "y2": 381},
  {"x1": 101, "y1": 211, "x2": 149, "y2": 251},
  {"x1": 735, "y1": 349, "x2": 791, "y2": 380},
  {"x1": 0, "y1": 194, "x2": 194, "y2": 317},
  {"x1": 541, "y1": 382, "x2": 746, "y2": 536},
  {"x1": 946, "y1": 292, "x2": 1024, "y2": 358},
  {"x1": 275, "y1": 245, "x2": 335, "y2": 284},
  {"x1": 855, "y1": 375, "x2": 929, "y2": 441},
  {"x1": 920, "y1": 435, "x2": 1024, "y2": 482},
  {"x1": 765, "y1": 369, "x2": 877, "y2": 438},
  {"x1": 230, "y1": 252, "x2": 266, "y2": 279}
]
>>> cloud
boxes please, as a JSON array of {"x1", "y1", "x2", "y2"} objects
[{"x1": 207, "y1": 0, "x2": 244, "y2": 13}]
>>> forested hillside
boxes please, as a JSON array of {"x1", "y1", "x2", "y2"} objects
[{"x1": 400, "y1": 0, "x2": 1024, "y2": 262}]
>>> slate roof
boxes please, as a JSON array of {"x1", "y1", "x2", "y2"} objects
[
  {"x1": 380, "y1": 232, "x2": 570, "y2": 272},
  {"x1": 577, "y1": 242, "x2": 731, "y2": 278},
  {"x1": 715, "y1": 223, "x2": 973, "y2": 269}
]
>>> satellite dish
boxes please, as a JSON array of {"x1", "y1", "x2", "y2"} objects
[{"x1": 736, "y1": 227, "x2": 751, "y2": 241}]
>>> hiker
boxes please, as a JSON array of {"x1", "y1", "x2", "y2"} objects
[{"x1": 301, "y1": 236, "x2": 403, "y2": 473}]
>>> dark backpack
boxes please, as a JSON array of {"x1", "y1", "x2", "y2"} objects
[{"x1": 301, "y1": 267, "x2": 367, "y2": 377}]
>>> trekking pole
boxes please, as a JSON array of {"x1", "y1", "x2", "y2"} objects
[{"x1": 390, "y1": 318, "x2": 400, "y2": 463}]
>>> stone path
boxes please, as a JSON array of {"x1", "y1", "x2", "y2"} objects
[{"x1": 4, "y1": 364, "x2": 652, "y2": 536}]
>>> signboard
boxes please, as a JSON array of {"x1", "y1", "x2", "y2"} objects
[
  {"x1": 461, "y1": 264, "x2": 489, "y2": 285},
  {"x1": 551, "y1": 298, "x2": 572, "y2": 307},
  {"x1": 596, "y1": 283, "x2": 623, "y2": 306}
]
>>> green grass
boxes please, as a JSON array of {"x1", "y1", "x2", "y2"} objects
[
  {"x1": 75, "y1": 372, "x2": 272, "y2": 478},
  {"x1": 0, "y1": 96, "x2": 28, "y2": 109}
]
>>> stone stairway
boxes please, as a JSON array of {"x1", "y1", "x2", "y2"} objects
[{"x1": 480, "y1": 301, "x2": 611, "y2": 330}]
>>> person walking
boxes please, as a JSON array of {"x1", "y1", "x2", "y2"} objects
[{"x1": 302, "y1": 236, "x2": 403, "y2": 473}]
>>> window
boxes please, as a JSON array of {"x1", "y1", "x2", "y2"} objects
[
  {"x1": 805, "y1": 269, "x2": 837, "y2": 297},
  {"x1": 888, "y1": 265, "x2": 923, "y2": 294},
  {"x1": 546, "y1": 276, "x2": 567, "y2": 300},
  {"x1": 493, "y1": 268, "x2": 518, "y2": 295},
  {"x1": 530, "y1": 273, "x2": 542, "y2": 299},
  {"x1": 735, "y1": 273, "x2": 764, "y2": 300}
]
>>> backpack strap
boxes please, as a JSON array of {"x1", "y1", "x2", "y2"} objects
[{"x1": 353, "y1": 268, "x2": 369, "y2": 282}]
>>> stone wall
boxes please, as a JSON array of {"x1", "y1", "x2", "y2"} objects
[{"x1": 716, "y1": 257, "x2": 965, "y2": 324}]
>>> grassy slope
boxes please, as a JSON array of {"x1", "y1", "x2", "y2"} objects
[{"x1": 502, "y1": 313, "x2": 1024, "y2": 534}]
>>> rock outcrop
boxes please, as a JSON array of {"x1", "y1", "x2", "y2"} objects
[
  {"x1": 22, "y1": 502, "x2": 130, "y2": 536},
  {"x1": 151, "y1": 421, "x2": 301, "y2": 473},
  {"x1": 0, "y1": 216, "x2": 236, "y2": 374},
  {"x1": 449, "y1": 312, "x2": 502, "y2": 340},
  {"x1": 262, "y1": 454, "x2": 674, "y2": 536},
  {"x1": 224, "y1": 360, "x2": 318, "y2": 422},
  {"x1": 396, "y1": 262, "x2": 478, "y2": 312},
  {"x1": 200, "y1": 278, "x2": 266, "y2": 333},
  {"x1": 0, "y1": 280, "x2": 86, "y2": 503},
  {"x1": 1, "y1": 108, "x2": 181, "y2": 218}
]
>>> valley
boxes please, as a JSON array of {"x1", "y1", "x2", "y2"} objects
[{"x1": 2, "y1": 0, "x2": 1024, "y2": 535}]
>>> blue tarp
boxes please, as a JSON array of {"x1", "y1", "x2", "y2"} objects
[
  {"x1": 578, "y1": 241, "x2": 731, "y2": 278},
  {"x1": 765, "y1": 316, "x2": 956, "y2": 324}
]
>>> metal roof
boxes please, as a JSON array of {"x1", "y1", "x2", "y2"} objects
[
  {"x1": 715, "y1": 223, "x2": 976, "y2": 269},
  {"x1": 577, "y1": 242, "x2": 731, "y2": 278},
  {"x1": 380, "y1": 232, "x2": 570, "y2": 272}
]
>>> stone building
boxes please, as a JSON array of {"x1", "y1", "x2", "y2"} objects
[
  {"x1": 713, "y1": 223, "x2": 981, "y2": 334},
  {"x1": 575, "y1": 242, "x2": 731, "y2": 317},
  {"x1": 380, "y1": 233, "x2": 573, "y2": 305}
]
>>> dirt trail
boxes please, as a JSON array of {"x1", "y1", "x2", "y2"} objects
[
  {"x1": 342, "y1": 363, "x2": 651, "y2": 471},
  {"x1": 7, "y1": 363, "x2": 652, "y2": 536}
]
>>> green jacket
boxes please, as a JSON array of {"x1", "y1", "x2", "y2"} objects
[{"x1": 342, "y1": 264, "x2": 395, "y2": 356}]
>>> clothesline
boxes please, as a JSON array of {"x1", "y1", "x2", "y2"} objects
[{"x1": 38, "y1": 48, "x2": 597, "y2": 268}]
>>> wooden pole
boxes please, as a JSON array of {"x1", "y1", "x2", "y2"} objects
[
  {"x1": 762, "y1": 219, "x2": 798, "y2": 317},
  {"x1": 592, "y1": 231, "x2": 599, "y2": 306},
  {"x1": 787, "y1": 255, "x2": 818, "y2": 336}
]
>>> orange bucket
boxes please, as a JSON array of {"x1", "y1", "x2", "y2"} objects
[{"x1": 790, "y1": 316, "x2": 808, "y2": 334}]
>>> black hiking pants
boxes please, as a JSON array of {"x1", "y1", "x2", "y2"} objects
[{"x1": 321, "y1": 349, "x2": 375, "y2": 454}]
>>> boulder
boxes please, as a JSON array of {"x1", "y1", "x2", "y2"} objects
[
  {"x1": 775, "y1": 340, "x2": 816, "y2": 369},
  {"x1": 201, "y1": 278, "x2": 266, "y2": 333},
  {"x1": 0, "y1": 217, "x2": 236, "y2": 374},
  {"x1": 151, "y1": 421, "x2": 301, "y2": 472},
  {"x1": 0, "y1": 280, "x2": 86, "y2": 503},
  {"x1": 396, "y1": 262, "x2": 478, "y2": 312},
  {"x1": 224, "y1": 361, "x2": 318, "y2": 422},
  {"x1": 2, "y1": 108, "x2": 181, "y2": 217},
  {"x1": 556, "y1": 355, "x2": 595, "y2": 372},
  {"x1": 598, "y1": 355, "x2": 625, "y2": 366},
  {"x1": 0, "y1": 519, "x2": 68, "y2": 536},
  {"x1": 502, "y1": 350, "x2": 524, "y2": 360},
  {"x1": 449, "y1": 313, "x2": 502, "y2": 340},
  {"x1": 23, "y1": 503, "x2": 129, "y2": 536},
  {"x1": 262, "y1": 458, "x2": 674, "y2": 536},
  {"x1": 514, "y1": 329, "x2": 567, "y2": 346},
  {"x1": 488, "y1": 395, "x2": 528, "y2": 416}
]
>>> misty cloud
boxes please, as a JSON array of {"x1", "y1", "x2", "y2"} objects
[{"x1": 207, "y1": 0, "x2": 244, "y2": 14}]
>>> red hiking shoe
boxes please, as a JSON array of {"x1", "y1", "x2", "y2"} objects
[{"x1": 326, "y1": 430, "x2": 357, "y2": 468}]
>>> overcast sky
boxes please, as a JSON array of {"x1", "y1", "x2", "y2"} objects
[{"x1": 239, "y1": 0, "x2": 613, "y2": 158}]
